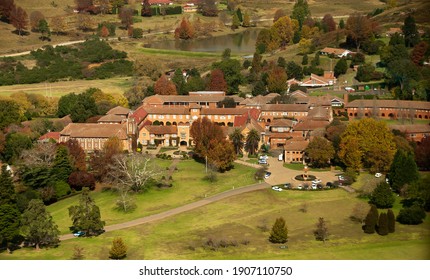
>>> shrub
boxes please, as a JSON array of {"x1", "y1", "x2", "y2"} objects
[
  {"x1": 269, "y1": 217, "x2": 288, "y2": 244},
  {"x1": 396, "y1": 205, "x2": 426, "y2": 225},
  {"x1": 68, "y1": 171, "x2": 96, "y2": 191},
  {"x1": 53, "y1": 180, "x2": 71, "y2": 198},
  {"x1": 109, "y1": 237, "x2": 127, "y2": 260},
  {"x1": 370, "y1": 182, "x2": 395, "y2": 209}
]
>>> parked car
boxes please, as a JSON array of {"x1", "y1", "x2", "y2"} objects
[
  {"x1": 264, "y1": 172, "x2": 271, "y2": 179},
  {"x1": 311, "y1": 183, "x2": 317, "y2": 190},
  {"x1": 312, "y1": 179, "x2": 322, "y2": 184},
  {"x1": 316, "y1": 184, "x2": 323, "y2": 190},
  {"x1": 375, "y1": 172, "x2": 382, "y2": 178},
  {"x1": 283, "y1": 183, "x2": 292, "y2": 189},
  {"x1": 326, "y1": 182, "x2": 333, "y2": 188},
  {"x1": 259, "y1": 155, "x2": 269, "y2": 160},
  {"x1": 258, "y1": 159, "x2": 268, "y2": 164},
  {"x1": 73, "y1": 231, "x2": 85, "y2": 237},
  {"x1": 272, "y1": 186, "x2": 282, "y2": 192}
]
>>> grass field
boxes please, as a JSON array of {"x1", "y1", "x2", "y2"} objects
[
  {"x1": 47, "y1": 160, "x2": 258, "y2": 234},
  {"x1": 2, "y1": 187, "x2": 429, "y2": 260},
  {"x1": 0, "y1": 77, "x2": 132, "y2": 97}
]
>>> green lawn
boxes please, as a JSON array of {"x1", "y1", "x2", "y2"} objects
[
  {"x1": 283, "y1": 163, "x2": 340, "y2": 172},
  {"x1": 4, "y1": 188, "x2": 429, "y2": 260},
  {"x1": 47, "y1": 160, "x2": 258, "y2": 234}
]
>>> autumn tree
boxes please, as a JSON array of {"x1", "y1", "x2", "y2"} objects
[
  {"x1": 68, "y1": 171, "x2": 95, "y2": 191},
  {"x1": 245, "y1": 129, "x2": 260, "y2": 156},
  {"x1": 269, "y1": 217, "x2": 288, "y2": 244},
  {"x1": 174, "y1": 17, "x2": 194, "y2": 40},
  {"x1": 30, "y1": 11, "x2": 44, "y2": 31},
  {"x1": 0, "y1": 0, "x2": 16, "y2": 22},
  {"x1": 190, "y1": 117, "x2": 224, "y2": 158},
  {"x1": 10, "y1": 6, "x2": 28, "y2": 36},
  {"x1": 242, "y1": 11, "x2": 251, "y2": 27},
  {"x1": 68, "y1": 187, "x2": 105, "y2": 236},
  {"x1": 338, "y1": 118, "x2": 396, "y2": 173},
  {"x1": 411, "y1": 41, "x2": 429, "y2": 66},
  {"x1": 154, "y1": 74, "x2": 177, "y2": 95},
  {"x1": 77, "y1": 13, "x2": 96, "y2": 31},
  {"x1": 100, "y1": 25, "x2": 109, "y2": 37},
  {"x1": 346, "y1": 13, "x2": 372, "y2": 50},
  {"x1": 267, "y1": 66, "x2": 288, "y2": 93},
  {"x1": 75, "y1": 0, "x2": 93, "y2": 12},
  {"x1": 270, "y1": 16, "x2": 294, "y2": 49},
  {"x1": 109, "y1": 237, "x2": 127, "y2": 259},
  {"x1": 206, "y1": 139, "x2": 236, "y2": 172},
  {"x1": 363, "y1": 204, "x2": 378, "y2": 234},
  {"x1": 305, "y1": 137, "x2": 335, "y2": 168},
  {"x1": 50, "y1": 16, "x2": 67, "y2": 35},
  {"x1": 119, "y1": 7, "x2": 133, "y2": 29},
  {"x1": 207, "y1": 69, "x2": 228, "y2": 92},
  {"x1": 199, "y1": 0, "x2": 218, "y2": 17},
  {"x1": 231, "y1": 13, "x2": 240, "y2": 30},
  {"x1": 229, "y1": 128, "x2": 244, "y2": 155},
  {"x1": 415, "y1": 137, "x2": 430, "y2": 170},
  {"x1": 321, "y1": 14, "x2": 336, "y2": 33},
  {"x1": 89, "y1": 137, "x2": 123, "y2": 181},
  {"x1": 273, "y1": 9, "x2": 286, "y2": 23},
  {"x1": 21, "y1": 199, "x2": 60, "y2": 250},
  {"x1": 141, "y1": 0, "x2": 152, "y2": 17}
]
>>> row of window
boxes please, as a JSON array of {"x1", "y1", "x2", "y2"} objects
[{"x1": 262, "y1": 112, "x2": 307, "y2": 116}]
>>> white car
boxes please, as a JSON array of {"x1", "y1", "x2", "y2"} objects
[
  {"x1": 264, "y1": 172, "x2": 271, "y2": 179},
  {"x1": 312, "y1": 179, "x2": 322, "y2": 184},
  {"x1": 375, "y1": 173, "x2": 382, "y2": 178},
  {"x1": 311, "y1": 183, "x2": 317, "y2": 190},
  {"x1": 271, "y1": 186, "x2": 282, "y2": 192}
]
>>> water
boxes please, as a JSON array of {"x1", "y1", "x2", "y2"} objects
[{"x1": 148, "y1": 28, "x2": 260, "y2": 54}]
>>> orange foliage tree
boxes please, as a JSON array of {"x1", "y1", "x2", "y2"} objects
[
  {"x1": 154, "y1": 74, "x2": 178, "y2": 95},
  {"x1": 174, "y1": 17, "x2": 194, "y2": 40},
  {"x1": 207, "y1": 69, "x2": 227, "y2": 92}
]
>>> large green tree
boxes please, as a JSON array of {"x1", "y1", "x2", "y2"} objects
[
  {"x1": 68, "y1": 187, "x2": 105, "y2": 236},
  {"x1": 3, "y1": 132, "x2": 33, "y2": 164},
  {"x1": 363, "y1": 204, "x2": 378, "y2": 234},
  {"x1": 334, "y1": 58, "x2": 348, "y2": 77},
  {"x1": 51, "y1": 145, "x2": 73, "y2": 182},
  {"x1": 0, "y1": 204, "x2": 21, "y2": 253},
  {"x1": 291, "y1": 0, "x2": 310, "y2": 29},
  {"x1": 0, "y1": 100, "x2": 21, "y2": 130},
  {"x1": 370, "y1": 182, "x2": 395, "y2": 209},
  {"x1": 305, "y1": 137, "x2": 335, "y2": 168},
  {"x1": 377, "y1": 212, "x2": 389, "y2": 236},
  {"x1": 212, "y1": 58, "x2": 243, "y2": 94},
  {"x1": 338, "y1": 118, "x2": 396, "y2": 173},
  {"x1": 402, "y1": 14, "x2": 420, "y2": 48},
  {"x1": 21, "y1": 199, "x2": 60, "y2": 250},
  {"x1": 245, "y1": 129, "x2": 260, "y2": 156},
  {"x1": 0, "y1": 165, "x2": 16, "y2": 205},
  {"x1": 389, "y1": 150, "x2": 419, "y2": 193},
  {"x1": 269, "y1": 217, "x2": 288, "y2": 244}
]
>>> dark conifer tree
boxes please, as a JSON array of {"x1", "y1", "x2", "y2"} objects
[
  {"x1": 387, "y1": 209, "x2": 395, "y2": 233},
  {"x1": 377, "y1": 212, "x2": 389, "y2": 236},
  {"x1": 0, "y1": 165, "x2": 16, "y2": 205},
  {"x1": 269, "y1": 217, "x2": 288, "y2": 244},
  {"x1": 363, "y1": 204, "x2": 378, "y2": 234}
]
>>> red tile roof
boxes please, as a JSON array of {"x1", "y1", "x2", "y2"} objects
[
  {"x1": 60, "y1": 123, "x2": 128, "y2": 139},
  {"x1": 39, "y1": 132, "x2": 60, "y2": 142},
  {"x1": 106, "y1": 106, "x2": 130, "y2": 116},
  {"x1": 284, "y1": 140, "x2": 309, "y2": 151},
  {"x1": 345, "y1": 100, "x2": 430, "y2": 110},
  {"x1": 261, "y1": 104, "x2": 309, "y2": 112}
]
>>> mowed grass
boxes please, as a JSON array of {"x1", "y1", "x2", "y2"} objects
[
  {"x1": 3, "y1": 188, "x2": 429, "y2": 260},
  {"x1": 0, "y1": 77, "x2": 132, "y2": 97},
  {"x1": 47, "y1": 160, "x2": 258, "y2": 234}
]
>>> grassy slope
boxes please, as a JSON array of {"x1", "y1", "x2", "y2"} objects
[{"x1": 3, "y1": 188, "x2": 429, "y2": 260}]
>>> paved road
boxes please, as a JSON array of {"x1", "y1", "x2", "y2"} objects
[{"x1": 60, "y1": 181, "x2": 270, "y2": 241}]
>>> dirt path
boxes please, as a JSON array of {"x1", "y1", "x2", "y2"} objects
[{"x1": 60, "y1": 181, "x2": 270, "y2": 241}]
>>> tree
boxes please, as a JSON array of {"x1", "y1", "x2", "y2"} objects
[
  {"x1": 389, "y1": 150, "x2": 419, "y2": 193},
  {"x1": 21, "y1": 199, "x2": 60, "y2": 250},
  {"x1": 302, "y1": 54, "x2": 308, "y2": 65},
  {"x1": 68, "y1": 171, "x2": 95, "y2": 191},
  {"x1": 286, "y1": 61, "x2": 303, "y2": 80},
  {"x1": 0, "y1": 165, "x2": 16, "y2": 205},
  {"x1": 190, "y1": 117, "x2": 224, "y2": 158},
  {"x1": 68, "y1": 187, "x2": 105, "y2": 236},
  {"x1": 0, "y1": 204, "x2": 21, "y2": 253},
  {"x1": 174, "y1": 17, "x2": 194, "y2": 40},
  {"x1": 57, "y1": 91, "x2": 99, "y2": 122},
  {"x1": 38, "y1": 19, "x2": 50, "y2": 40},
  {"x1": 291, "y1": 0, "x2": 311, "y2": 29},
  {"x1": 270, "y1": 16, "x2": 294, "y2": 48},
  {"x1": 273, "y1": 9, "x2": 286, "y2": 23},
  {"x1": 71, "y1": 246, "x2": 85, "y2": 260},
  {"x1": 154, "y1": 74, "x2": 177, "y2": 95},
  {"x1": 269, "y1": 217, "x2": 288, "y2": 244},
  {"x1": 252, "y1": 80, "x2": 266, "y2": 96},
  {"x1": 51, "y1": 145, "x2": 73, "y2": 182},
  {"x1": 30, "y1": 11, "x2": 44, "y2": 31},
  {"x1": 305, "y1": 137, "x2": 335, "y2": 168},
  {"x1": 229, "y1": 128, "x2": 244, "y2": 155},
  {"x1": 411, "y1": 41, "x2": 428, "y2": 66},
  {"x1": 206, "y1": 139, "x2": 236, "y2": 172},
  {"x1": 334, "y1": 58, "x2": 348, "y2": 77},
  {"x1": 377, "y1": 212, "x2": 389, "y2": 236},
  {"x1": 66, "y1": 139, "x2": 86, "y2": 171},
  {"x1": 338, "y1": 118, "x2": 396, "y2": 173},
  {"x1": 10, "y1": 6, "x2": 28, "y2": 36},
  {"x1": 0, "y1": 0, "x2": 16, "y2": 22},
  {"x1": 267, "y1": 66, "x2": 288, "y2": 93},
  {"x1": 396, "y1": 204, "x2": 426, "y2": 225},
  {"x1": 118, "y1": 7, "x2": 133, "y2": 29},
  {"x1": 387, "y1": 209, "x2": 395, "y2": 233},
  {"x1": 109, "y1": 237, "x2": 127, "y2": 259},
  {"x1": 314, "y1": 217, "x2": 329, "y2": 242},
  {"x1": 245, "y1": 129, "x2": 260, "y2": 156},
  {"x1": 386, "y1": 59, "x2": 421, "y2": 99},
  {"x1": 415, "y1": 137, "x2": 430, "y2": 170},
  {"x1": 89, "y1": 137, "x2": 123, "y2": 181},
  {"x1": 346, "y1": 13, "x2": 372, "y2": 50},
  {"x1": 231, "y1": 13, "x2": 240, "y2": 30},
  {"x1": 212, "y1": 59, "x2": 243, "y2": 94},
  {"x1": 242, "y1": 11, "x2": 251, "y2": 27},
  {"x1": 50, "y1": 16, "x2": 67, "y2": 35},
  {"x1": 0, "y1": 100, "x2": 21, "y2": 130},
  {"x1": 370, "y1": 182, "x2": 395, "y2": 209},
  {"x1": 217, "y1": 97, "x2": 236, "y2": 108},
  {"x1": 255, "y1": 29, "x2": 271, "y2": 54},
  {"x1": 3, "y1": 133, "x2": 33, "y2": 164},
  {"x1": 350, "y1": 202, "x2": 371, "y2": 223},
  {"x1": 363, "y1": 204, "x2": 378, "y2": 234},
  {"x1": 141, "y1": 0, "x2": 152, "y2": 17},
  {"x1": 199, "y1": 0, "x2": 218, "y2": 17},
  {"x1": 321, "y1": 14, "x2": 336, "y2": 32},
  {"x1": 207, "y1": 69, "x2": 228, "y2": 92},
  {"x1": 100, "y1": 25, "x2": 109, "y2": 37},
  {"x1": 77, "y1": 13, "x2": 96, "y2": 31},
  {"x1": 402, "y1": 14, "x2": 419, "y2": 48}
]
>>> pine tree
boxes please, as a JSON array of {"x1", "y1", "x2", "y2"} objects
[
  {"x1": 387, "y1": 209, "x2": 395, "y2": 233},
  {"x1": 232, "y1": 13, "x2": 240, "y2": 30},
  {"x1": 21, "y1": 199, "x2": 60, "y2": 250},
  {"x1": 377, "y1": 212, "x2": 389, "y2": 236},
  {"x1": 0, "y1": 165, "x2": 16, "y2": 205},
  {"x1": 68, "y1": 187, "x2": 105, "y2": 236},
  {"x1": 314, "y1": 217, "x2": 329, "y2": 242},
  {"x1": 334, "y1": 58, "x2": 348, "y2": 77},
  {"x1": 370, "y1": 182, "x2": 395, "y2": 209},
  {"x1": 0, "y1": 204, "x2": 21, "y2": 253},
  {"x1": 51, "y1": 145, "x2": 73, "y2": 182},
  {"x1": 363, "y1": 204, "x2": 378, "y2": 234},
  {"x1": 269, "y1": 217, "x2": 288, "y2": 244},
  {"x1": 109, "y1": 237, "x2": 127, "y2": 259},
  {"x1": 302, "y1": 54, "x2": 308, "y2": 65},
  {"x1": 389, "y1": 150, "x2": 419, "y2": 193}
]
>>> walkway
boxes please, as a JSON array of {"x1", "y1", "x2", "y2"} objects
[{"x1": 60, "y1": 181, "x2": 270, "y2": 241}]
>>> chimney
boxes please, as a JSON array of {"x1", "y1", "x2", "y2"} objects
[{"x1": 343, "y1": 93, "x2": 348, "y2": 106}]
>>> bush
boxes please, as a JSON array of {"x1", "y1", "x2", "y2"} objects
[
  {"x1": 396, "y1": 205, "x2": 426, "y2": 225},
  {"x1": 269, "y1": 217, "x2": 288, "y2": 244},
  {"x1": 132, "y1": 28, "x2": 143, "y2": 38},
  {"x1": 53, "y1": 180, "x2": 71, "y2": 198},
  {"x1": 370, "y1": 182, "x2": 395, "y2": 209}
]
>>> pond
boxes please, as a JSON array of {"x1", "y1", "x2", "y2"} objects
[{"x1": 147, "y1": 28, "x2": 260, "y2": 54}]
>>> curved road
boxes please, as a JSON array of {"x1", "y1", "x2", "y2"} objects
[{"x1": 60, "y1": 181, "x2": 270, "y2": 241}]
